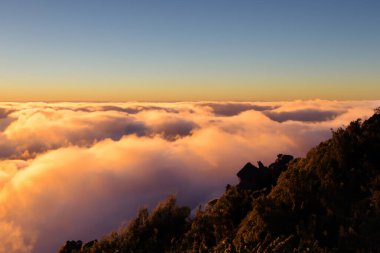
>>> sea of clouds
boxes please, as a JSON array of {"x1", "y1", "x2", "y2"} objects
[{"x1": 0, "y1": 100, "x2": 379, "y2": 253}]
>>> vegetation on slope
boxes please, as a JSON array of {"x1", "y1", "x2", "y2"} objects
[{"x1": 59, "y1": 109, "x2": 380, "y2": 253}]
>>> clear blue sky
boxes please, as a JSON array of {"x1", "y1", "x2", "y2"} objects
[{"x1": 0, "y1": 0, "x2": 379, "y2": 101}]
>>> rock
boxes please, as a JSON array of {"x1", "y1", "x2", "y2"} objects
[
  {"x1": 237, "y1": 162, "x2": 271, "y2": 190},
  {"x1": 237, "y1": 155, "x2": 294, "y2": 190},
  {"x1": 237, "y1": 162, "x2": 260, "y2": 189},
  {"x1": 58, "y1": 240, "x2": 82, "y2": 253},
  {"x1": 269, "y1": 154, "x2": 294, "y2": 179},
  {"x1": 257, "y1": 161, "x2": 265, "y2": 169}
]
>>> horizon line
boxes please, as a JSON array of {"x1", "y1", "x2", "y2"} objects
[{"x1": 1, "y1": 98, "x2": 380, "y2": 103}]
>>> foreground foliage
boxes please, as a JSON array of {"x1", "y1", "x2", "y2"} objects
[{"x1": 59, "y1": 109, "x2": 380, "y2": 252}]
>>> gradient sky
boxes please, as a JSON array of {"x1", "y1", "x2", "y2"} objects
[{"x1": 0, "y1": 0, "x2": 379, "y2": 101}]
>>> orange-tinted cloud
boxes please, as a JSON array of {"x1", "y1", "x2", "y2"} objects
[{"x1": 0, "y1": 100, "x2": 379, "y2": 253}]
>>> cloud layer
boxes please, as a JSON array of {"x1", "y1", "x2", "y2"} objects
[{"x1": 0, "y1": 100, "x2": 379, "y2": 253}]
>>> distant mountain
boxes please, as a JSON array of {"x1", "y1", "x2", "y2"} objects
[{"x1": 58, "y1": 108, "x2": 380, "y2": 253}]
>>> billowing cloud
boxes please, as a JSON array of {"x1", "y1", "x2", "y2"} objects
[
  {"x1": 0, "y1": 105, "x2": 198, "y2": 159},
  {"x1": 263, "y1": 108, "x2": 345, "y2": 122},
  {"x1": 0, "y1": 100, "x2": 379, "y2": 253},
  {"x1": 200, "y1": 102, "x2": 278, "y2": 116},
  {"x1": 0, "y1": 108, "x2": 16, "y2": 131}
]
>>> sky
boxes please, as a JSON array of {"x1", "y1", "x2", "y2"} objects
[
  {"x1": 0, "y1": 100, "x2": 379, "y2": 252},
  {"x1": 0, "y1": 0, "x2": 379, "y2": 101}
]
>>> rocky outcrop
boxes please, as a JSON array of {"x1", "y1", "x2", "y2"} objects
[
  {"x1": 59, "y1": 241, "x2": 82, "y2": 253},
  {"x1": 237, "y1": 154, "x2": 293, "y2": 190}
]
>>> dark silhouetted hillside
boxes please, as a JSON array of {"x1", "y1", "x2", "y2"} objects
[{"x1": 58, "y1": 108, "x2": 380, "y2": 253}]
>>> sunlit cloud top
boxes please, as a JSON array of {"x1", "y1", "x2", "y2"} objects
[
  {"x1": 0, "y1": 100, "x2": 380, "y2": 252},
  {"x1": 1, "y1": 0, "x2": 379, "y2": 101}
]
